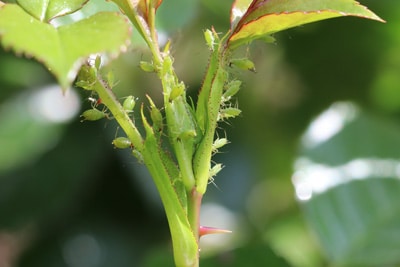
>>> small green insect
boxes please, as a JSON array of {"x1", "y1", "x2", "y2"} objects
[
  {"x1": 139, "y1": 60, "x2": 156, "y2": 73},
  {"x1": 178, "y1": 129, "x2": 197, "y2": 141},
  {"x1": 146, "y1": 95, "x2": 163, "y2": 132},
  {"x1": 222, "y1": 80, "x2": 241, "y2": 102},
  {"x1": 169, "y1": 83, "x2": 185, "y2": 102},
  {"x1": 132, "y1": 149, "x2": 143, "y2": 163},
  {"x1": 106, "y1": 71, "x2": 118, "y2": 88},
  {"x1": 209, "y1": 163, "x2": 223, "y2": 179},
  {"x1": 212, "y1": 137, "x2": 229, "y2": 153},
  {"x1": 123, "y1": 95, "x2": 136, "y2": 113},
  {"x1": 76, "y1": 64, "x2": 97, "y2": 90},
  {"x1": 204, "y1": 29, "x2": 215, "y2": 51},
  {"x1": 208, "y1": 163, "x2": 223, "y2": 189},
  {"x1": 218, "y1": 107, "x2": 241, "y2": 121},
  {"x1": 80, "y1": 108, "x2": 109, "y2": 122},
  {"x1": 112, "y1": 137, "x2": 132, "y2": 149},
  {"x1": 229, "y1": 58, "x2": 256, "y2": 73}
]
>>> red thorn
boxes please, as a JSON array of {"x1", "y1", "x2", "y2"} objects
[{"x1": 199, "y1": 226, "x2": 232, "y2": 238}]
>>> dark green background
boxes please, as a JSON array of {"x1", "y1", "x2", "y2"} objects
[{"x1": 0, "y1": 0, "x2": 399, "y2": 266}]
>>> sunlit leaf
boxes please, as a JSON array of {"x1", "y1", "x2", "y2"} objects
[
  {"x1": 16, "y1": 0, "x2": 89, "y2": 22},
  {"x1": 228, "y1": 0, "x2": 384, "y2": 49},
  {"x1": 296, "y1": 105, "x2": 400, "y2": 266},
  {"x1": 302, "y1": 111, "x2": 400, "y2": 166},
  {"x1": 0, "y1": 4, "x2": 131, "y2": 90},
  {"x1": 303, "y1": 178, "x2": 400, "y2": 266}
]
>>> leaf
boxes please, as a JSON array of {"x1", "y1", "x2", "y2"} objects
[
  {"x1": 302, "y1": 112, "x2": 400, "y2": 166},
  {"x1": 303, "y1": 178, "x2": 400, "y2": 266},
  {"x1": 0, "y1": 4, "x2": 131, "y2": 90},
  {"x1": 16, "y1": 0, "x2": 89, "y2": 22},
  {"x1": 230, "y1": 0, "x2": 252, "y2": 31},
  {"x1": 228, "y1": 0, "x2": 385, "y2": 49},
  {"x1": 296, "y1": 105, "x2": 400, "y2": 266}
]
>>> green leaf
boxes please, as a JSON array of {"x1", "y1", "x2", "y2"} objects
[
  {"x1": 296, "y1": 105, "x2": 400, "y2": 266},
  {"x1": 0, "y1": 4, "x2": 131, "y2": 90},
  {"x1": 16, "y1": 0, "x2": 89, "y2": 22},
  {"x1": 301, "y1": 109, "x2": 400, "y2": 166},
  {"x1": 303, "y1": 178, "x2": 400, "y2": 266},
  {"x1": 228, "y1": 0, "x2": 384, "y2": 49}
]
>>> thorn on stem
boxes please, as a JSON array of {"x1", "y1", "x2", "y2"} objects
[{"x1": 199, "y1": 226, "x2": 232, "y2": 238}]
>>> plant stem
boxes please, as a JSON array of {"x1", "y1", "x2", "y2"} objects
[
  {"x1": 188, "y1": 188, "x2": 203, "y2": 246},
  {"x1": 93, "y1": 78, "x2": 144, "y2": 151}
]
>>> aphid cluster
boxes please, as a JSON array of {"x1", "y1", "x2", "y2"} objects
[{"x1": 76, "y1": 56, "x2": 141, "y2": 160}]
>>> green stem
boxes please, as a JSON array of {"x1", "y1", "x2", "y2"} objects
[
  {"x1": 141, "y1": 111, "x2": 199, "y2": 267},
  {"x1": 194, "y1": 48, "x2": 229, "y2": 194},
  {"x1": 188, "y1": 188, "x2": 203, "y2": 247},
  {"x1": 93, "y1": 79, "x2": 144, "y2": 151}
]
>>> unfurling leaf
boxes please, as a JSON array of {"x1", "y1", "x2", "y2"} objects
[
  {"x1": 0, "y1": 4, "x2": 131, "y2": 91},
  {"x1": 228, "y1": 0, "x2": 385, "y2": 49}
]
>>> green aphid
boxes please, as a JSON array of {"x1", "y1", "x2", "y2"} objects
[
  {"x1": 209, "y1": 163, "x2": 223, "y2": 186},
  {"x1": 229, "y1": 58, "x2": 256, "y2": 73},
  {"x1": 112, "y1": 137, "x2": 132, "y2": 149},
  {"x1": 106, "y1": 71, "x2": 116, "y2": 88},
  {"x1": 212, "y1": 137, "x2": 229, "y2": 153},
  {"x1": 139, "y1": 60, "x2": 155, "y2": 73},
  {"x1": 222, "y1": 80, "x2": 241, "y2": 102},
  {"x1": 146, "y1": 95, "x2": 163, "y2": 132},
  {"x1": 80, "y1": 108, "x2": 109, "y2": 121},
  {"x1": 204, "y1": 29, "x2": 215, "y2": 51},
  {"x1": 169, "y1": 83, "x2": 185, "y2": 102},
  {"x1": 132, "y1": 149, "x2": 143, "y2": 163},
  {"x1": 218, "y1": 107, "x2": 241, "y2": 121},
  {"x1": 76, "y1": 64, "x2": 97, "y2": 90},
  {"x1": 150, "y1": 106, "x2": 163, "y2": 131},
  {"x1": 123, "y1": 95, "x2": 136, "y2": 112},
  {"x1": 178, "y1": 129, "x2": 197, "y2": 141}
]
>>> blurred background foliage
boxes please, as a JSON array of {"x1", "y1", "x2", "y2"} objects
[{"x1": 0, "y1": 0, "x2": 399, "y2": 266}]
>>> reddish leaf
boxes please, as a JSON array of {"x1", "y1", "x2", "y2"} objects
[{"x1": 228, "y1": 0, "x2": 384, "y2": 49}]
